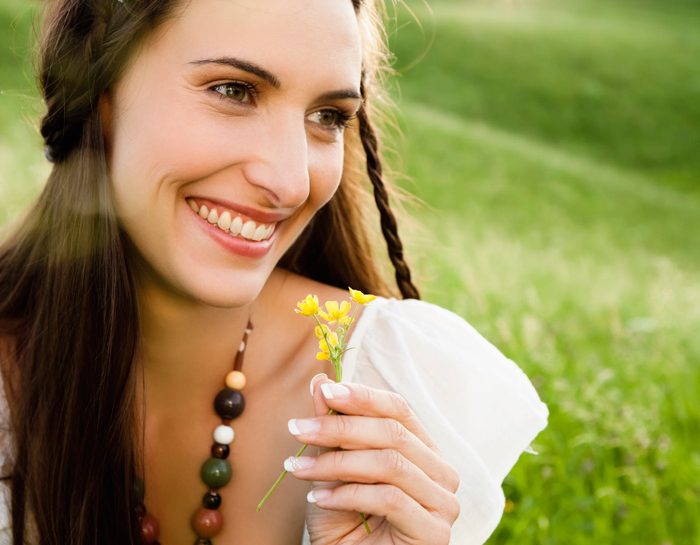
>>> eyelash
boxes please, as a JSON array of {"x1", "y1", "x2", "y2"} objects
[{"x1": 208, "y1": 81, "x2": 356, "y2": 132}]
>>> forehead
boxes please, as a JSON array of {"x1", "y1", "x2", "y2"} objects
[{"x1": 154, "y1": 0, "x2": 362, "y2": 82}]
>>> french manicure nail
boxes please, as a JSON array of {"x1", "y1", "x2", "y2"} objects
[
  {"x1": 288, "y1": 418, "x2": 321, "y2": 435},
  {"x1": 307, "y1": 488, "x2": 332, "y2": 503},
  {"x1": 284, "y1": 456, "x2": 315, "y2": 472},
  {"x1": 309, "y1": 373, "x2": 328, "y2": 397},
  {"x1": 320, "y1": 383, "x2": 350, "y2": 399}
]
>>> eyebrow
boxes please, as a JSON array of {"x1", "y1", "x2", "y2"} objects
[{"x1": 189, "y1": 56, "x2": 361, "y2": 102}]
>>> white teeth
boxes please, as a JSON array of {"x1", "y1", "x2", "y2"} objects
[
  {"x1": 252, "y1": 225, "x2": 266, "y2": 241},
  {"x1": 192, "y1": 200, "x2": 276, "y2": 242},
  {"x1": 241, "y1": 220, "x2": 256, "y2": 239},
  {"x1": 217, "y1": 211, "x2": 232, "y2": 230},
  {"x1": 230, "y1": 216, "x2": 243, "y2": 236}
]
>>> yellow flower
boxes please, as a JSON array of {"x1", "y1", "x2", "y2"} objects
[
  {"x1": 294, "y1": 294, "x2": 319, "y2": 316},
  {"x1": 318, "y1": 300, "x2": 351, "y2": 323},
  {"x1": 314, "y1": 324, "x2": 331, "y2": 340},
  {"x1": 339, "y1": 315, "x2": 353, "y2": 328},
  {"x1": 316, "y1": 330, "x2": 338, "y2": 360},
  {"x1": 348, "y1": 287, "x2": 376, "y2": 305},
  {"x1": 318, "y1": 331, "x2": 339, "y2": 353}
]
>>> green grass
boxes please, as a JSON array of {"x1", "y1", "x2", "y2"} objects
[
  {"x1": 0, "y1": 0, "x2": 47, "y2": 226},
  {"x1": 1, "y1": 0, "x2": 699, "y2": 543},
  {"x1": 384, "y1": 1, "x2": 700, "y2": 543}
]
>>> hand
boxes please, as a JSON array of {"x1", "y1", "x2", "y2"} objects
[{"x1": 285, "y1": 375, "x2": 461, "y2": 544}]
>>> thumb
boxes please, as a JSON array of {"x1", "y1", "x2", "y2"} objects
[{"x1": 310, "y1": 372, "x2": 332, "y2": 417}]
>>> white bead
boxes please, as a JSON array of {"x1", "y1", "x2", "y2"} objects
[{"x1": 214, "y1": 424, "x2": 235, "y2": 445}]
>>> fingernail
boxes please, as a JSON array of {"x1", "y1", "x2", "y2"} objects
[
  {"x1": 309, "y1": 373, "x2": 328, "y2": 397},
  {"x1": 307, "y1": 488, "x2": 332, "y2": 503},
  {"x1": 288, "y1": 418, "x2": 321, "y2": 436},
  {"x1": 320, "y1": 383, "x2": 350, "y2": 399},
  {"x1": 284, "y1": 456, "x2": 315, "y2": 472}
]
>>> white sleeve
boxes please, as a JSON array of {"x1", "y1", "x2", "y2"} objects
[{"x1": 343, "y1": 297, "x2": 549, "y2": 545}]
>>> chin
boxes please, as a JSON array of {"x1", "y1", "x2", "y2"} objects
[{"x1": 171, "y1": 261, "x2": 274, "y2": 309}]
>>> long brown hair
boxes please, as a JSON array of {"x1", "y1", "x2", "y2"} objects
[{"x1": 0, "y1": 0, "x2": 419, "y2": 543}]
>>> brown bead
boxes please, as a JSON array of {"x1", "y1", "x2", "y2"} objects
[
  {"x1": 139, "y1": 514, "x2": 160, "y2": 544},
  {"x1": 191, "y1": 507, "x2": 223, "y2": 538},
  {"x1": 202, "y1": 490, "x2": 222, "y2": 509},
  {"x1": 225, "y1": 370, "x2": 246, "y2": 390},
  {"x1": 211, "y1": 443, "x2": 230, "y2": 459},
  {"x1": 213, "y1": 388, "x2": 245, "y2": 420}
]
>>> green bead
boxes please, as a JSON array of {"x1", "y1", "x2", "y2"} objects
[{"x1": 200, "y1": 457, "x2": 232, "y2": 488}]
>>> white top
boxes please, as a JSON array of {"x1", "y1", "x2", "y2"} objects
[{"x1": 0, "y1": 296, "x2": 548, "y2": 545}]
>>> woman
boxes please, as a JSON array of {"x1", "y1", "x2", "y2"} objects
[{"x1": 0, "y1": 0, "x2": 548, "y2": 544}]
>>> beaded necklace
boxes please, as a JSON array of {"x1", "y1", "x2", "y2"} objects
[{"x1": 135, "y1": 318, "x2": 254, "y2": 545}]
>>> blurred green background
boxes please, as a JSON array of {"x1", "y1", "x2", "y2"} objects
[{"x1": 1, "y1": 0, "x2": 698, "y2": 543}]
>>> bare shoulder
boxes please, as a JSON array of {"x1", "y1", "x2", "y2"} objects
[
  {"x1": 269, "y1": 269, "x2": 369, "y2": 336},
  {"x1": 272, "y1": 268, "x2": 350, "y2": 307}
]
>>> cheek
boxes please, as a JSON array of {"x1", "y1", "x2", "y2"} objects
[
  {"x1": 109, "y1": 97, "x2": 237, "y2": 208},
  {"x1": 308, "y1": 142, "x2": 345, "y2": 208}
]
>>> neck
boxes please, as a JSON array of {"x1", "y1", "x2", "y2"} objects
[{"x1": 134, "y1": 266, "x2": 288, "y2": 410}]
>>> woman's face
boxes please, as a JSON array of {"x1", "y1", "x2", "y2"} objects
[{"x1": 105, "y1": 0, "x2": 362, "y2": 307}]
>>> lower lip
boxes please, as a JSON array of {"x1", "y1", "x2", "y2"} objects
[{"x1": 188, "y1": 203, "x2": 275, "y2": 259}]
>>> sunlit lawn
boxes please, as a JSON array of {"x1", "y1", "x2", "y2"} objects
[
  {"x1": 388, "y1": 1, "x2": 699, "y2": 543},
  {"x1": 1, "y1": 0, "x2": 698, "y2": 543}
]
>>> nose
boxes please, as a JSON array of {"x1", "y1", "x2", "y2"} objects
[{"x1": 240, "y1": 109, "x2": 310, "y2": 209}]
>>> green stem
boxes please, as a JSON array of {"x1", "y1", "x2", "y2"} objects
[
  {"x1": 258, "y1": 307, "x2": 371, "y2": 534},
  {"x1": 255, "y1": 440, "x2": 311, "y2": 512}
]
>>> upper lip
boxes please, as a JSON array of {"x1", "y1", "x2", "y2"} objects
[{"x1": 187, "y1": 195, "x2": 291, "y2": 224}]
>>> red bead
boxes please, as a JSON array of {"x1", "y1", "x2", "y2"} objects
[
  {"x1": 139, "y1": 514, "x2": 160, "y2": 544},
  {"x1": 191, "y1": 507, "x2": 223, "y2": 538}
]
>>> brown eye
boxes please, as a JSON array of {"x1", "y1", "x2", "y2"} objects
[
  {"x1": 318, "y1": 110, "x2": 339, "y2": 127},
  {"x1": 211, "y1": 82, "x2": 255, "y2": 103},
  {"x1": 308, "y1": 109, "x2": 353, "y2": 131}
]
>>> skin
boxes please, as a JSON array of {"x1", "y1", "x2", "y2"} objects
[{"x1": 101, "y1": 0, "x2": 461, "y2": 543}]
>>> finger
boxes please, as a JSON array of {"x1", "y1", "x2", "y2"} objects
[
  {"x1": 317, "y1": 381, "x2": 460, "y2": 493},
  {"x1": 307, "y1": 483, "x2": 453, "y2": 545},
  {"x1": 288, "y1": 414, "x2": 459, "y2": 494},
  {"x1": 319, "y1": 382, "x2": 437, "y2": 449},
  {"x1": 285, "y1": 449, "x2": 460, "y2": 521}
]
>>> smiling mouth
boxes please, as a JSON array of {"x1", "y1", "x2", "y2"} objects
[{"x1": 187, "y1": 198, "x2": 276, "y2": 242}]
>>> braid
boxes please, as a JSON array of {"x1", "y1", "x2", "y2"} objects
[
  {"x1": 40, "y1": 1, "x2": 110, "y2": 161},
  {"x1": 357, "y1": 84, "x2": 420, "y2": 300},
  {"x1": 39, "y1": 0, "x2": 172, "y2": 163}
]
